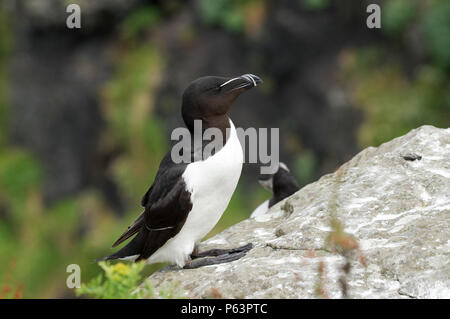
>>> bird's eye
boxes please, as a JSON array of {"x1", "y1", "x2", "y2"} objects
[{"x1": 207, "y1": 85, "x2": 221, "y2": 93}]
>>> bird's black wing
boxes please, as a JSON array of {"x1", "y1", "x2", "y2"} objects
[
  {"x1": 138, "y1": 175, "x2": 192, "y2": 260},
  {"x1": 104, "y1": 151, "x2": 192, "y2": 261},
  {"x1": 111, "y1": 150, "x2": 184, "y2": 248},
  {"x1": 111, "y1": 212, "x2": 145, "y2": 248}
]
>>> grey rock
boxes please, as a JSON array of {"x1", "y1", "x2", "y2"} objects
[{"x1": 144, "y1": 125, "x2": 450, "y2": 298}]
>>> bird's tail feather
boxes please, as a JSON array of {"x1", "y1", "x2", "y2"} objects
[
  {"x1": 96, "y1": 228, "x2": 147, "y2": 262},
  {"x1": 111, "y1": 212, "x2": 145, "y2": 248}
]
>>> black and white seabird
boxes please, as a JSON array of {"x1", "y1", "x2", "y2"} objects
[
  {"x1": 99, "y1": 74, "x2": 262, "y2": 268},
  {"x1": 250, "y1": 162, "x2": 299, "y2": 218}
]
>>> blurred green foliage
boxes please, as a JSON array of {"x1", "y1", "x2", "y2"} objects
[
  {"x1": 198, "y1": 0, "x2": 267, "y2": 35},
  {"x1": 302, "y1": 0, "x2": 331, "y2": 11},
  {"x1": 383, "y1": 0, "x2": 416, "y2": 35},
  {"x1": 119, "y1": 5, "x2": 161, "y2": 42},
  {"x1": 199, "y1": 0, "x2": 246, "y2": 33},
  {"x1": 77, "y1": 261, "x2": 184, "y2": 299},
  {"x1": 0, "y1": 4, "x2": 265, "y2": 298},
  {"x1": 340, "y1": 0, "x2": 450, "y2": 147},
  {"x1": 77, "y1": 261, "x2": 147, "y2": 299},
  {"x1": 294, "y1": 150, "x2": 318, "y2": 186},
  {"x1": 340, "y1": 48, "x2": 449, "y2": 147},
  {"x1": 384, "y1": 0, "x2": 450, "y2": 68},
  {"x1": 422, "y1": 1, "x2": 450, "y2": 68},
  {"x1": 0, "y1": 151, "x2": 42, "y2": 209}
]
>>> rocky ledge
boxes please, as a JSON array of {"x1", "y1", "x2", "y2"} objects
[{"x1": 144, "y1": 125, "x2": 450, "y2": 298}]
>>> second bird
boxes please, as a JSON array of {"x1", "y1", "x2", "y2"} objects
[{"x1": 250, "y1": 162, "x2": 300, "y2": 218}]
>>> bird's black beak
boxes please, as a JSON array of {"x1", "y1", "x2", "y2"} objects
[{"x1": 220, "y1": 74, "x2": 263, "y2": 93}]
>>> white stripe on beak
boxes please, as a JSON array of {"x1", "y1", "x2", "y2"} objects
[
  {"x1": 220, "y1": 77, "x2": 240, "y2": 88},
  {"x1": 241, "y1": 74, "x2": 257, "y2": 87}
]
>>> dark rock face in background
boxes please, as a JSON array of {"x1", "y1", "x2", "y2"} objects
[
  {"x1": 4, "y1": 0, "x2": 382, "y2": 210},
  {"x1": 5, "y1": 0, "x2": 147, "y2": 209},
  {"x1": 153, "y1": 0, "x2": 382, "y2": 182}
]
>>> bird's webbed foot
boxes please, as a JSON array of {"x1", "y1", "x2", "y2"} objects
[{"x1": 184, "y1": 243, "x2": 253, "y2": 269}]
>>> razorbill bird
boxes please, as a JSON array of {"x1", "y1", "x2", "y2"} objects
[
  {"x1": 99, "y1": 74, "x2": 262, "y2": 268},
  {"x1": 250, "y1": 162, "x2": 299, "y2": 218}
]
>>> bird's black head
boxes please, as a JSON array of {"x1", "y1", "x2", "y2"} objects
[
  {"x1": 259, "y1": 162, "x2": 300, "y2": 207},
  {"x1": 258, "y1": 162, "x2": 298, "y2": 193},
  {"x1": 181, "y1": 74, "x2": 262, "y2": 132}
]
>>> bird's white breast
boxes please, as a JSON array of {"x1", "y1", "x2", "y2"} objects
[{"x1": 146, "y1": 119, "x2": 243, "y2": 267}]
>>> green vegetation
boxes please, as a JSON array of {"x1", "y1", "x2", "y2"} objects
[
  {"x1": 302, "y1": 0, "x2": 331, "y2": 11},
  {"x1": 77, "y1": 261, "x2": 183, "y2": 299},
  {"x1": 422, "y1": 1, "x2": 450, "y2": 67},
  {"x1": 339, "y1": 0, "x2": 450, "y2": 148},
  {"x1": 383, "y1": 0, "x2": 416, "y2": 35},
  {"x1": 78, "y1": 262, "x2": 147, "y2": 299},
  {"x1": 0, "y1": 4, "x2": 263, "y2": 298},
  {"x1": 294, "y1": 150, "x2": 318, "y2": 186},
  {"x1": 0, "y1": 7, "x2": 29, "y2": 299},
  {"x1": 119, "y1": 5, "x2": 161, "y2": 42},
  {"x1": 340, "y1": 48, "x2": 449, "y2": 147},
  {"x1": 199, "y1": 0, "x2": 267, "y2": 35},
  {"x1": 199, "y1": 0, "x2": 246, "y2": 33}
]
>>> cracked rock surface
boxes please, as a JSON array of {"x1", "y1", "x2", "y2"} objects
[{"x1": 144, "y1": 126, "x2": 450, "y2": 298}]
